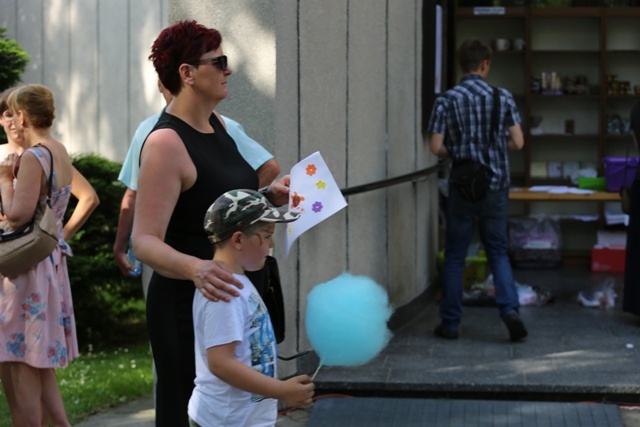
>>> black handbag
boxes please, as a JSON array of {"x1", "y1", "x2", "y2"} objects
[
  {"x1": 450, "y1": 159, "x2": 490, "y2": 202},
  {"x1": 246, "y1": 255, "x2": 286, "y2": 344},
  {"x1": 449, "y1": 86, "x2": 499, "y2": 202}
]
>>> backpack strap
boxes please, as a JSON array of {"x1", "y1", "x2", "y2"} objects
[{"x1": 491, "y1": 86, "x2": 500, "y2": 139}]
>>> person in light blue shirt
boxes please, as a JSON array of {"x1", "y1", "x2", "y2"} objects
[{"x1": 117, "y1": 113, "x2": 277, "y2": 192}]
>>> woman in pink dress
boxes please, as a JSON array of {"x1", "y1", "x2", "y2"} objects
[
  {"x1": 0, "y1": 84, "x2": 78, "y2": 427},
  {"x1": 0, "y1": 87, "x2": 98, "y2": 426}
]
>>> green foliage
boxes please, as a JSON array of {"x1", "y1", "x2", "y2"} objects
[
  {"x1": 0, "y1": 28, "x2": 29, "y2": 92},
  {"x1": 0, "y1": 28, "x2": 28, "y2": 144},
  {"x1": 0, "y1": 344, "x2": 153, "y2": 426},
  {"x1": 66, "y1": 154, "x2": 146, "y2": 351}
]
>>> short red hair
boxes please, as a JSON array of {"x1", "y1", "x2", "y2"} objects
[{"x1": 149, "y1": 20, "x2": 222, "y2": 95}]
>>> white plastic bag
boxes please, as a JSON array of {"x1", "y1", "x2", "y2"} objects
[{"x1": 577, "y1": 277, "x2": 617, "y2": 309}]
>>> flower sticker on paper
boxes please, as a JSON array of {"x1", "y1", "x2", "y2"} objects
[
  {"x1": 290, "y1": 192, "x2": 306, "y2": 212},
  {"x1": 285, "y1": 152, "x2": 347, "y2": 256}
]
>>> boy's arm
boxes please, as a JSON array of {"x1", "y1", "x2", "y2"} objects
[{"x1": 208, "y1": 343, "x2": 314, "y2": 408}]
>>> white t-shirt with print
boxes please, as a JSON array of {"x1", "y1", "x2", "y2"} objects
[{"x1": 188, "y1": 274, "x2": 278, "y2": 427}]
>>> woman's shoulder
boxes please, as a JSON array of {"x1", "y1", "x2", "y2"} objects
[
  {"x1": 140, "y1": 126, "x2": 192, "y2": 175},
  {"x1": 144, "y1": 126, "x2": 185, "y2": 154},
  {"x1": 22, "y1": 144, "x2": 53, "y2": 166}
]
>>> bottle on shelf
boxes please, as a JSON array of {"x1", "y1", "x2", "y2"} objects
[{"x1": 126, "y1": 237, "x2": 142, "y2": 278}]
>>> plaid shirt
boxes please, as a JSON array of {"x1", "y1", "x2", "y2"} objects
[{"x1": 427, "y1": 74, "x2": 521, "y2": 191}]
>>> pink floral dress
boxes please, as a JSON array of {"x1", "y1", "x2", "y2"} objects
[{"x1": 0, "y1": 146, "x2": 78, "y2": 368}]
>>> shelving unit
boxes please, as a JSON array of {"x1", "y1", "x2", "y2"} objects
[{"x1": 452, "y1": 4, "x2": 640, "y2": 257}]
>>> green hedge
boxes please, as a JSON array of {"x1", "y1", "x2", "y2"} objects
[
  {"x1": 0, "y1": 28, "x2": 28, "y2": 92},
  {"x1": 0, "y1": 27, "x2": 29, "y2": 145},
  {"x1": 66, "y1": 154, "x2": 147, "y2": 351}
]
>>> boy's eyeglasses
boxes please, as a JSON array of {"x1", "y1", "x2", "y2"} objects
[{"x1": 190, "y1": 55, "x2": 228, "y2": 71}]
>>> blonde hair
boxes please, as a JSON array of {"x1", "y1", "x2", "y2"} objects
[{"x1": 7, "y1": 84, "x2": 55, "y2": 129}]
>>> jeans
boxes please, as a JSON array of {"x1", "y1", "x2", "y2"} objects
[{"x1": 440, "y1": 185, "x2": 520, "y2": 330}]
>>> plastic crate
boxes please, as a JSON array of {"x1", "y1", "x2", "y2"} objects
[
  {"x1": 438, "y1": 250, "x2": 487, "y2": 289},
  {"x1": 602, "y1": 156, "x2": 639, "y2": 192}
]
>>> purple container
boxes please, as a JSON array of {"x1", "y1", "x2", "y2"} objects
[{"x1": 603, "y1": 157, "x2": 640, "y2": 192}]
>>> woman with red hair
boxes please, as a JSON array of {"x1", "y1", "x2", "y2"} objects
[{"x1": 133, "y1": 20, "x2": 290, "y2": 426}]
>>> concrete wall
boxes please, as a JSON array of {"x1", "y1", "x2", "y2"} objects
[
  {"x1": 169, "y1": 1, "x2": 439, "y2": 375},
  {"x1": 0, "y1": 0, "x2": 168, "y2": 161},
  {"x1": 1, "y1": 0, "x2": 440, "y2": 376}
]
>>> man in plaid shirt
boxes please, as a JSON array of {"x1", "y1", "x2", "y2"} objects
[{"x1": 427, "y1": 38, "x2": 526, "y2": 342}]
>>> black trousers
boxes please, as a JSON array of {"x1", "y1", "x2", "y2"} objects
[
  {"x1": 623, "y1": 179, "x2": 640, "y2": 315},
  {"x1": 146, "y1": 274, "x2": 196, "y2": 427}
]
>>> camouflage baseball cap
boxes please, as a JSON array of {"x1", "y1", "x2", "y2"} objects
[{"x1": 204, "y1": 189, "x2": 300, "y2": 244}]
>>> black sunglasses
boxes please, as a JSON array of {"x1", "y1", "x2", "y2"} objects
[{"x1": 191, "y1": 55, "x2": 228, "y2": 71}]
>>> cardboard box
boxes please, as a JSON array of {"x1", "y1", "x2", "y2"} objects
[
  {"x1": 592, "y1": 231, "x2": 627, "y2": 272},
  {"x1": 597, "y1": 230, "x2": 626, "y2": 246},
  {"x1": 591, "y1": 245, "x2": 626, "y2": 272},
  {"x1": 547, "y1": 161, "x2": 563, "y2": 179},
  {"x1": 530, "y1": 162, "x2": 547, "y2": 178},
  {"x1": 562, "y1": 161, "x2": 580, "y2": 179}
]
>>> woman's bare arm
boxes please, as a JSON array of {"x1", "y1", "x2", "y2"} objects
[
  {"x1": 132, "y1": 128, "x2": 242, "y2": 301},
  {"x1": 63, "y1": 167, "x2": 100, "y2": 241}
]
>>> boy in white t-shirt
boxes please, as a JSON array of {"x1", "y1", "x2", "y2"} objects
[{"x1": 188, "y1": 189, "x2": 315, "y2": 427}]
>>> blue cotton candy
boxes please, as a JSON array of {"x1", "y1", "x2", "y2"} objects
[{"x1": 305, "y1": 272, "x2": 393, "y2": 367}]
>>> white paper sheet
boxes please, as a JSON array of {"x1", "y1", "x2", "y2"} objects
[
  {"x1": 284, "y1": 152, "x2": 348, "y2": 257},
  {"x1": 527, "y1": 185, "x2": 594, "y2": 195}
]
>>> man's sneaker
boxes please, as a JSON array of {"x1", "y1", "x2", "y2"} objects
[
  {"x1": 434, "y1": 323, "x2": 458, "y2": 340},
  {"x1": 503, "y1": 314, "x2": 528, "y2": 342}
]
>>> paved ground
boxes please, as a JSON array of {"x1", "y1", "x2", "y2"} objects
[
  {"x1": 73, "y1": 394, "x2": 312, "y2": 426},
  {"x1": 75, "y1": 266, "x2": 640, "y2": 426},
  {"x1": 72, "y1": 394, "x2": 640, "y2": 426},
  {"x1": 73, "y1": 395, "x2": 640, "y2": 427}
]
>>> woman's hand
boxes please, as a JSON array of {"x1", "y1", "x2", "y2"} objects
[
  {"x1": 265, "y1": 174, "x2": 291, "y2": 207},
  {"x1": 193, "y1": 259, "x2": 244, "y2": 302},
  {"x1": 0, "y1": 153, "x2": 18, "y2": 183}
]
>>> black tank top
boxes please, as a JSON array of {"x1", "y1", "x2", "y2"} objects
[{"x1": 149, "y1": 111, "x2": 259, "y2": 259}]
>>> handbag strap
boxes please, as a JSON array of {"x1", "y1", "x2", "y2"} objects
[
  {"x1": 480, "y1": 86, "x2": 500, "y2": 166},
  {"x1": 32, "y1": 144, "x2": 54, "y2": 206},
  {"x1": 0, "y1": 145, "x2": 54, "y2": 239}
]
